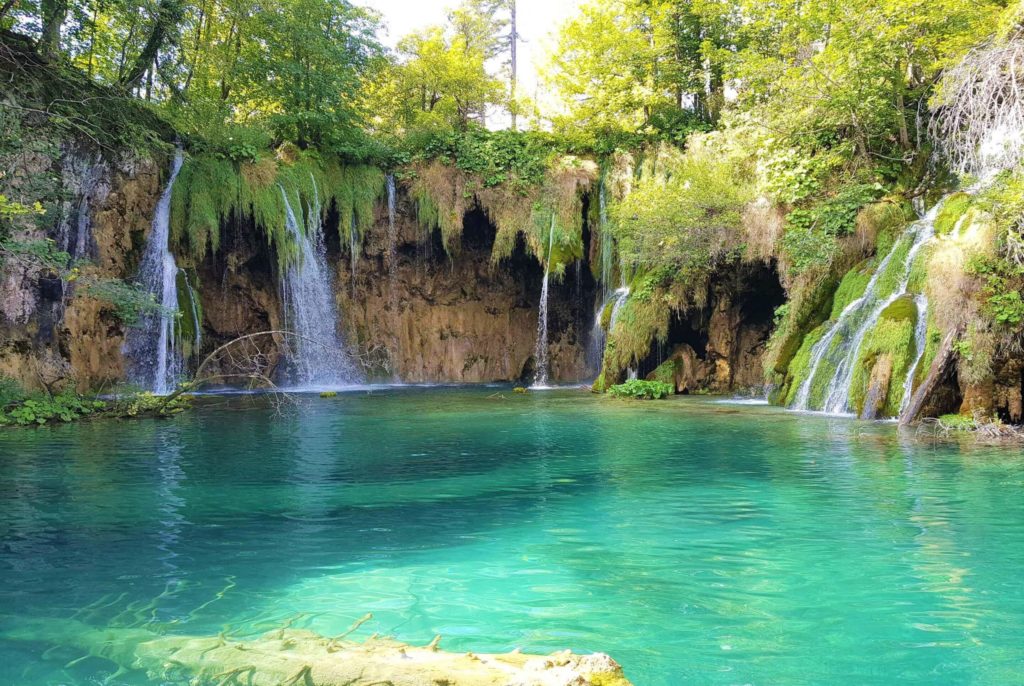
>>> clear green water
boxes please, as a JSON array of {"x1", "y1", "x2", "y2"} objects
[{"x1": 1, "y1": 389, "x2": 1023, "y2": 685}]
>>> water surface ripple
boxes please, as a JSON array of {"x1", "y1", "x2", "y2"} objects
[{"x1": 1, "y1": 389, "x2": 1023, "y2": 685}]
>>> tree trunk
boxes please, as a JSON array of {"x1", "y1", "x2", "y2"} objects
[
  {"x1": 121, "y1": 0, "x2": 185, "y2": 89},
  {"x1": 0, "y1": 0, "x2": 19, "y2": 23},
  {"x1": 509, "y1": 0, "x2": 517, "y2": 130},
  {"x1": 39, "y1": 0, "x2": 68, "y2": 60},
  {"x1": 899, "y1": 330, "x2": 959, "y2": 425}
]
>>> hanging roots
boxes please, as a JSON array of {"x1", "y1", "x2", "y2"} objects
[{"x1": 930, "y1": 36, "x2": 1024, "y2": 176}]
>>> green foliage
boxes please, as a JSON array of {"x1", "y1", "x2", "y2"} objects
[
  {"x1": 967, "y1": 253, "x2": 1024, "y2": 327},
  {"x1": 607, "y1": 379, "x2": 674, "y2": 400},
  {"x1": 109, "y1": 392, "x2": 191, "y2": 417},
  {"x1": 0, "y1": 392, "x2": 106, "y2": 426},
  {"x1": 0, "y1": 237, "x2": 70, "y2": 271},
  {"x1": 78, "y1": 277, "x2": 167, "y2": 326},
  {"x1": 938, "y1": 413, "x2": 977, "y2": 431},
  {"x1": 0, "y1": 194, "x2": 45, "y2": 221},
  {"x1": 411, "y1": 127, "x2": 554, "y2": 189},
  {"x1": 780, "y1": 219, "x2": 838, "y2": 276},
  {"x1": 169, "y1": 151, "x2": 384, "y2": 267},
  {"x1": 0, "y1": 377, "x2": 28, "y2": 408},
  {"x1": 613, "y1": 138, "x2": 754, "y2": 277}
]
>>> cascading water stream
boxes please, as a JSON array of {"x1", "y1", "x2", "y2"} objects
[
  {"x1": 386, "y1": 174, "x2": 398, "y2": 307},
  {"x1": 278, "y1": 183, "x2": 358, "y2": 388},
  {"x1": 899, "y1": 294, "x2": 930, "y2": 417},
  {"x1": 586, "y1": 287, "x2": 630, "y2": 375},
  {"x1": 793, "y1": 201, "x2": 941, "y2": 415},
  {"x1": 599, "y1": 177, "x2": 614, "y2": 289},
  {"x1": 531, "y1": 215, "x2": 556, "y2": 388},
  {"x1": 123, "y1": 149, "x2": 185, "y2": 395}
]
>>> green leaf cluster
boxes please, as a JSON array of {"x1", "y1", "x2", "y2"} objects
[{"x1": 608, "y1": 379, "x2": 674, "y2": 400}]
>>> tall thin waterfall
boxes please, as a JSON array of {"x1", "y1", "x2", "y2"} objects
[
  {"x1": 278, "y1": 183, "x2": 357, "y2": 388},
  {"x1": 123, "y1": 149, "x2": 185, "y2": 395},
  {"x1": 386, "y1": 174, "x2": 398, "y2": 304},
  {"x1": 598, "y1": 178, "x2": 614, "y2": 289},
  {"x1": 586, "y1": 286, "x2": 630, "y2": 375},
  {"x1": 899, "y1": 294, "x2": 930, "y2": 417},
  {"x1": 349, "y1": 215, "x2": 359, "y2": 297},
  {"x1": 792, "y1": 201, "x2": 941, "y2": 414},
  {"x1": 532, "y1": 215, "x2": 556, "y2": 387}
]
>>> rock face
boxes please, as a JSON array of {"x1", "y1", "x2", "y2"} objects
[
  {"x1": 335, "y1": 204, "x2": 594, "y2": 383},
  {"x1": 860, "y1": 353, "x2": 894, "y2": 420},
  {"x1": 637, "y1": 263, "x2": 787, "y2": 395},
  {"x1": 0, "y1": 136, "x2": 162, "y2": 391}
]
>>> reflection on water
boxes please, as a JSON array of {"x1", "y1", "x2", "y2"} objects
[{"x1": 1, "y1": 389, "x2": 1023, "y2": 685}]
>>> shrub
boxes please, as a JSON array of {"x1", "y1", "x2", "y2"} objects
[{"x1": 608, "y1": 379, "x2": 674, "y2": 400}]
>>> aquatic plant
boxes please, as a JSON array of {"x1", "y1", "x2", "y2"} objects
[{"x1": 608, "y1": 379, "x2": 674, "y2": 400}]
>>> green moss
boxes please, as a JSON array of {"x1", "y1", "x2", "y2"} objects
[
  {"x1": 831, "y1": 259, "x2": 872, "y2": 318},
  {"x1": 174, "y1": 268, "x2": 203, "y2": 359},
  {"x1": 848, "y1": 295, "x2": 918, "y2": 416},
  {"x1": 859, "y1": 199, "x2": 913, "y2": 255},
  {"x1": 872, "y1": 233, "x2": 914, "y2": 301},
  {"x1": 763, "y1": 271, "x2": 838, "y2": 381},
  {"x1": 650, "y1": 358, "x2": 679, "y2": 386},
  {"x1": 170, "y1": 152, "x2": 385, "y2": 269},
  {"x1": 782, "y1": 323, "x2": 827, "y2": 406},
  {"x1": 934, "y1": 192, "x2": 972, "y2": 236}
]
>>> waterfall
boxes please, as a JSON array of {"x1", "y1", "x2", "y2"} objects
[
  {"x1": 349, "y1": 215, "x2": 359, "y2": 297},
  {"x1": 899, "y1": 294, "x2": 929, "y2": 417},
  {"x1": 123, "y1": 149, "x2": 185, "y2": 395},
  {"x1": 386, "y1": 174, "x2": 398, "y2": 306},
  {"x1": 532, "y1": 215, "x2": 556, "y2": 388},
  {"x1": 278, "y1": 183, "x2": 358, "y2": 388},
  {"x1": 598, "y1": 177, "x2": 614, "y2": 290},
  {"x1": 586, "y1": 286, "x2": 630, "y2": 374},
  {"x1": 792, "y1": 201, "x2": 941, "y2": 414}
]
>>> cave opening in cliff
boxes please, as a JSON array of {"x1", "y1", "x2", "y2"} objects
[
  {"x1": 739, "y1": 261, "x2": 787, "y2": 328},
  {"x1": 628, "y1": 261, "x2": 786, "y2": 389},
  {"x1": 632, "y1": 311, "x2": 710, "y2": 381},
  {"x1": 461, "y1": 207, "x2": 495, "y2": 253}
]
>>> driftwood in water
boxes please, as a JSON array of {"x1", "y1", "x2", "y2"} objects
[
  {"x1": 899, "y1": 331, "x2": 959, "y2": 426},
  {"x1": 4, "y1": 616, "x2": 634, "y2": 686}
]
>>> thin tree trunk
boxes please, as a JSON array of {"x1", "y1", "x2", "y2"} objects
[
  {"x1": 121, "y1": 0, "x2": 184, "y2": 89},
  {"x1": 39, "y1": 0, "x2": 69, "y2": 60},
  {"x1": 899, "y1": 330, "x2": 959, "y2": 425},
  {"x1": 510, "y1": 0, "x2": 517, "y2": 130},
  {"x1": 0, "y1": 0, "x2": 19, "y2": 22}
]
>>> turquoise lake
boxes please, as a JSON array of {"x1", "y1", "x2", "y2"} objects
[{"x1": 1, "y1": 388, "x2": 1023, "y2": 684}]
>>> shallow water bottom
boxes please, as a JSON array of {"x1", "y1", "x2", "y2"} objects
[{"x1": 1, "y1": 389, "x2": 1023, "y2": 685}]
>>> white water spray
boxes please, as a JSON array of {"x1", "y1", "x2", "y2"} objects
[
  {"x1": 123, "y1": 149, "x2": 185, "y2": 395},
  {"x1": 793, "y1": 201, "x2": 940, "y2": 415},
  {"x1": 278, "y1": 182, "x2": 358, "y2": 388},
  {"x1": 532, "y1": 215, "x2": 556, "y2": 388}
]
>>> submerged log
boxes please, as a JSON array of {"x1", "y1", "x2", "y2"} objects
[{"x1": 4, "y1": 617, "x2": 634, "y2": 686}]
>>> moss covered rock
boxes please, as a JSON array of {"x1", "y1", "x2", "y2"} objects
[{"x1": 848, "y1": 295, "x2": 918, "y2": 417}]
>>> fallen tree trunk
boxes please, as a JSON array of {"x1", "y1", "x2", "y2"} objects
[
  {"x1": 4, "y1": 616, "x2": 633, "y2": 686},
  {"x1": 899, "y1": 330, "x2": 959, "y2": 426}
]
